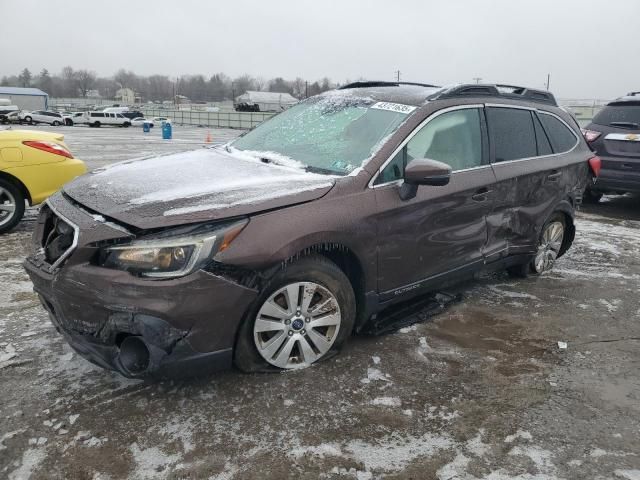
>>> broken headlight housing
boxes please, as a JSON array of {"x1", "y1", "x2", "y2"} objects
[{"x1": 99, "y1": 219, "x2": 247, "y2": 278}]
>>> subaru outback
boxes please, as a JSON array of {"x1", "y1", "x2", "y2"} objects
[{"x1": 24, "y1": 82, "x2": 599, "y2": 378}]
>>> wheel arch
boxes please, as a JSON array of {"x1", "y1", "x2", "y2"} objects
[
  {"x1": 0, "y1": 171, "x2": 32, "y2": 205},
  {"x1": 550, "y1": 199, "x2": 575, "y2": 258},
  {"x1": 280, "y1": 242, "x2": 367, "y2": 327}
]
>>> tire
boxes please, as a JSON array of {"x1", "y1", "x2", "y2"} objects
[
  {"x1": 0, "y1": 178, "x2": 25, "y2": 234},
  {"x1": 123, "y1": 122, "x2": 131, "y2": 128},
  {"x1": 583, "y1": 188, "x2": 602, "y2": 204},
  {"x1": 507, "y1": 213, "x2": 566, "y2": 278},
  {"x1": 234, "y1": 255, "x2": 356, "y2": 372},
  {"x1": 24, "y1": 116, "x2": 32, "y2": 124},
  {"x1": 93, "y1": 121, "x2": 101, "y2": 128},
  {"x1": 52, "y1": 121, "x2": 60, "y2": 126}
]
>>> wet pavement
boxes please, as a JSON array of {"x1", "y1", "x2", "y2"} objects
[{"x1": 1, "y1": 127, "x2": 639, "y2": 479}]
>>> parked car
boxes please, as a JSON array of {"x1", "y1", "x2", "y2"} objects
[
  {"x1": 151, "y1": 117, "x2": 169, "y2": 125},
  {"x1": 581, "y1": 92, "x2": 640, "y2": 201},
  {"x1": 0, "y1": 104, "x2": 19, "y2": 120},
  {"x1": 63, "y1": 112, "x2": 88, "y2": 126},
  {"x1": 20, "y1": 110, "x2": 65, "y2": 126},
  {"x1": 0, "y1": 110, "x2": 21, "y2": 124},
  {"x1": 0, "y1": 129, "x2": 86, "y2": 233},
  {"x1": 24, "y1": 82, "x2": 597, "y2": 378},
  {"x1": 122, "y1": 111, "x2": 144, "y2": 120},
  {"x1": 86, "y1": 112, "x2": 132, "y2": 128},
  {"x1": 131, "y1": 117, "x2": 154, "y2": 128}
]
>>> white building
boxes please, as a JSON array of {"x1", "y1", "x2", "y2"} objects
[
  {"x1": 0, "y1": 86, "x2": 49, "y2": 110},
  {"x1": 115, "y1": 88, "x2": 139, "y2": 104}
]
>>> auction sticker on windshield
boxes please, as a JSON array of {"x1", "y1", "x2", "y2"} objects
[{"x1": 371, "y1": 102, "x2": 417, "y2": 114}]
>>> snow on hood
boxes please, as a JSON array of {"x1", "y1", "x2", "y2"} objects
[{"x1": 63, "y1": 147, "x2": 336, "y2": 229}]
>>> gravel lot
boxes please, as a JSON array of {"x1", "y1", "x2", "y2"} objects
[{"x1": 1, "y1": 125, "x2": 639, "y2": 480}]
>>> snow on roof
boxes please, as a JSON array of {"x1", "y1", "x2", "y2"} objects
[
  {"x1": 236, "y1": 91, "x2": 298, "y2": 104},
  {"x1": 0, "y1": 87, "x2": 48, "y2": 96}
]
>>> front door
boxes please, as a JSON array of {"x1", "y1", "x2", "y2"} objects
[{"x1": 373, "y1": 106, "x2": 496, "y2": 297}]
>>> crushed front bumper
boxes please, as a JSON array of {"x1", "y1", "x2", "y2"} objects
[{"x1": 23, "y1": 193, "x2": 258, "y2": 378}]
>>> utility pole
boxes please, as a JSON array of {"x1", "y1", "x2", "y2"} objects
[
  {"x1": 545, "y1": 73, "x2": 551, "y2": 91},
  {"x1": 305, "y1": 81, "x2": 308, "y2": 99},
  {"x1": 395, "y1": 70, "x2": 401, "y2": 82},
  {"x1": 473, "y1": 77, "x2": 482, "y2": 84}
]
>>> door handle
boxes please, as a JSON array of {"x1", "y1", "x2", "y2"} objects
[
  {"x1": 471, "y1": 188, "x2": 493, "y2": 201},
  {"x1": 547, "y1": 170, "x2": 562, "y2": 181},
  {"x1": 621, "y1": 164, "x2": 634, "y2": 169}
]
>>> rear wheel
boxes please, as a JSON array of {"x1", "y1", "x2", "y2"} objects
[
  {"x1": 0, "y1": 179, "x2": 25, "y2": 234},
  {"x1": 508, "y1": 213, "x2": 566, "y2": 277},
  {"x1": 24, "y1": 116, "x2": 32, "y2": 124},
  {"x1": 52, "y1": 120, "x2": 60, "y2": 126},
  {"x1": 93, "y1": 121, "x2": 101, "y2": 128},
  {"x1": 235, "y1": 255, "x2": 355, "y2": 372}
]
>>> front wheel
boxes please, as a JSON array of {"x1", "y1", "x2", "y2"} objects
[
  {"x1": 123, "y1": 122, "x2": 131, "y2": 128},
  {"x1": 93, "y1": 121, "x2": 101, "y2": 128},
  {"x1": 24, "y1": 116, "x2": 32, "y2": 124},
  {"x1": 0, "y1": 179, "x2": 25, "y2": 234},
  {"x1": 52, "y1": 120, "x2": 60, "y2": 126},
  {"x1": 235, "y1": 255, "x2": 355, "y2": 372}
]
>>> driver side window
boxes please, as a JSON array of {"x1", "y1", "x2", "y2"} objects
[{"x1": 375, "y1": 108, "x2": 484, "y2": 184}]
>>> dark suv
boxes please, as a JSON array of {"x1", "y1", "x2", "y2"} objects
[
  {"x1": 24, "y1": 82, "x2": 598, "y2": 378},
  {"x1": 582, "y1": 92, "x2": 640, "y2": 201}
]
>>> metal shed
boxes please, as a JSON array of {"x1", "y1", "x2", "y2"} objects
[
  {"x1": 0, "y1": 87, "x2": 49, "y2": 110},
  {"x1": 234, "y1": 91, "x2": 298, "y2": 112}
]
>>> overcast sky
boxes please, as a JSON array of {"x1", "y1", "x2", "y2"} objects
[{"x1": 1, "y1": 0, "x2": 638, "y2": 99}]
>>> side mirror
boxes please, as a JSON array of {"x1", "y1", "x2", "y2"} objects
[{"x1": 399, "y1": 158, "x2": 452, "y2": 200}]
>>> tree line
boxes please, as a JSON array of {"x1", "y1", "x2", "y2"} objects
[{"x1": 1, "y1": 67, "x2": 336, "y2": 102}]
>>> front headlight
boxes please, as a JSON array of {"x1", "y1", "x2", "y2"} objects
[{"x1": 99, "y1": 219, "x2": 247, "y2": 278}]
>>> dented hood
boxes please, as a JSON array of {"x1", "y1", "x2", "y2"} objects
[{"x1": 63, "y1": 148, "x2": 335, "y2": 229}]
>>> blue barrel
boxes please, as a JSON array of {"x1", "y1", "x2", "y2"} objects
[
  {"x1": 143, "y1": 122, "x2": 150, "y2": 133},
  {"x1": 162, "y1": 121, "x2": 172, "y2": 140}
]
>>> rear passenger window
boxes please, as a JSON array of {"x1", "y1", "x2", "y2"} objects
[
  {"x1": 538, "y1": 113, "x2": 577, "y2": 153},
  {"x1": 487, "y1": 107, "x2": 537, "y2": 162},
  {"x1": 533, "y1": 114, "x2": 553, "y2": 156}
]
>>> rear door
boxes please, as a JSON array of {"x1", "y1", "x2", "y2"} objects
[
  {"x1": 487, "y1": 106, "x2": 581, "y2": 256},
  {"x1": 373, "y1": 105, "x2": 497, "y2": 296}
]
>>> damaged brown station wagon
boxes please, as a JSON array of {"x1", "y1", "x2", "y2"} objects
[{"x1": 24, "y1": 82, "x2": 600, "y2": 378}]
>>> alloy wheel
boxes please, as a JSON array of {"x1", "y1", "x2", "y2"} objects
[
  {"x1": 0, "y1": 186, "x2": 17, "y2": 228},
  {"x1": 253, "y1": 281, "x2": 341, "y2": 369},
  {"x1": 533, "y1": 221, "x2": 564, "y2": 273}
]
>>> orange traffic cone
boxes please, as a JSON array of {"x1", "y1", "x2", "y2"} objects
[{"x1": 205, "y1": 131, "x2": 212, "y2": 143}]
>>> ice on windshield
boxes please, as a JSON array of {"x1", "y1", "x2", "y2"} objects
[{"x1": 231, "y1": 93, "x2": 415, "y2": 175}]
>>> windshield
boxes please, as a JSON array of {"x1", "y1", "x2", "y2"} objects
[
  {"x1": 593, "y1": 103, "x2": 640, "y2": 128},
  {"x1": 231, "y1": 94, "x2": 415, "y2": 175}
]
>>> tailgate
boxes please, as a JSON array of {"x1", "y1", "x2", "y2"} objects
[{"x1": 602, "y1": 132, "x2": 640, "y2": 172}]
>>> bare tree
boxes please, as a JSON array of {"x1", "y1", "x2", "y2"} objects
[
  {"x1": 61, "y1": 66, "x2": 77, "y2": 96},
  {"x1": 75, "y1": 69, "x2": 97, "y2": 97}
]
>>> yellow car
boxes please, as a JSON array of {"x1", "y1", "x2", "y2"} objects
[{"x1": 0, "y1": 129, "x2": 86, "y2": 233}]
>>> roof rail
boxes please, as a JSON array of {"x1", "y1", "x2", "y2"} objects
[
  {"x1": 626, "y1": 91, "x2": 640, "y2": 96},
  {"x1": 430, "y1": 83, "x2": 558, "y2": 106},
  {"x1": 339, "y1": 81, "x2": 440, "y2": 90}
]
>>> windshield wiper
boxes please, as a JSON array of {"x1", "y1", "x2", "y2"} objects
[
  {"x1": 305, "y1": 165, "x2": 341, "y2": 175},
  {"x1": 609, "y1": 121, "x2": 640, "y2": 129}
]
